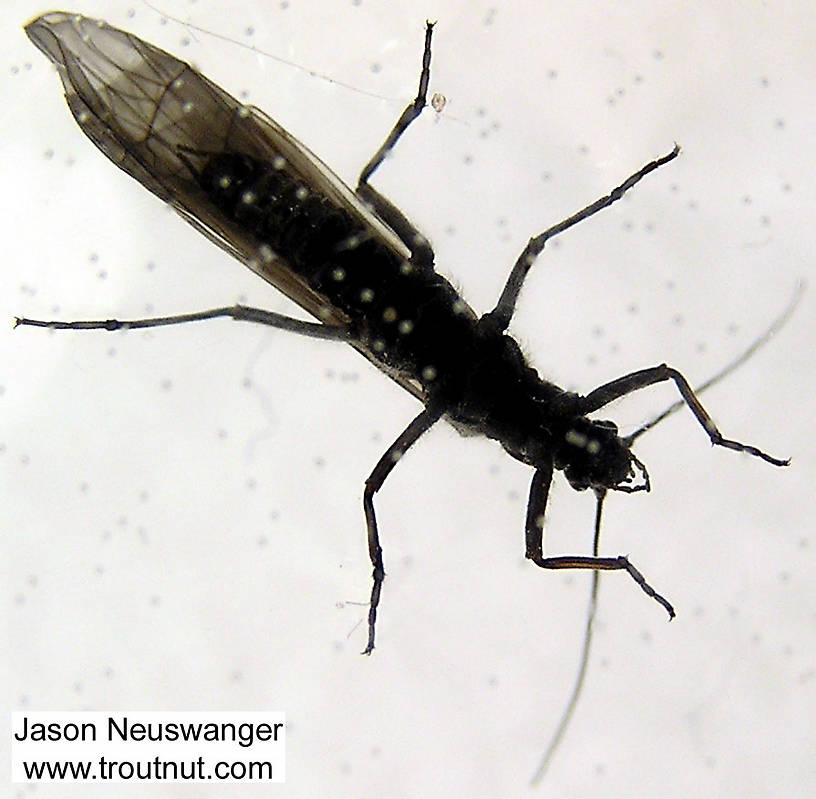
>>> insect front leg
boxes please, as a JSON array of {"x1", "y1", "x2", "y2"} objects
[
  {"x1": 355, "y1": 22, "x2": 436, "y2": 268},
  {"x1": 525, "y1": 466, "x2": 675, "y2": 617},
  {"x1": 361, "y1": 406, "x2": 442, "y2": 654},
  {"x1": 581, "y1": 364, "x2": 789, "y2": 466}
]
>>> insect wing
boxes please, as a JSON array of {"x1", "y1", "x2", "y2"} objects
[{"x1": 25, "y1": 12, "x2": 413, "y2": 333}]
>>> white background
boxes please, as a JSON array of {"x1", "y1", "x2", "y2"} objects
[{"x1": 2, "y1": 0, "x2": 813, "y2": 797}]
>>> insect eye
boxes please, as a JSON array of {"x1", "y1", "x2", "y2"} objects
[{"x1": 594, "y1": 419, "x2": 618, "y2": 434}]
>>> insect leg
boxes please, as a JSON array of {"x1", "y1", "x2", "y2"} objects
[
  {"x1": 14, "y1": 306, "x2": 350, "y2": 341},
  {"x1": 530, "y1": 487, "x2": 605, "y2": 785},
  {"x1": 356, "y1": 184, "x2": 435, "y2": 268},
  {"x1": 525, "y1": 466, "x2": 675, "y2": 617},
  {"x1": 355, "y1": 22, "x2": 435, "y2": 267},
  {"x1": 357, "y1": 22, "x2": 434, "y2": 189},
  {"x1": 580, "y1": 364, "x2": 789, "y2": 466},
  {"x1": 362, "y1": 405, "x2": 442, "y2": 654},
  {"x1": 485, "y1": 146, "x2": 681, "y2": 333},
  {"x1": 625, "y1": 282, "x2": 804, "y2": 444}
]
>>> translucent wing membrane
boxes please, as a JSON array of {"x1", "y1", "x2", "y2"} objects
[{"x1": 26, "y1": 12, "x2": 430, "y2": 400}]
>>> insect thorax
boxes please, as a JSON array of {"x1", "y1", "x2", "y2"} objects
[
  {"x1": 445, "y1": 323, "x2": 638, "y2": 491},
  {"x1": 192, "y1": 150, "x2": 638, "y2": 492}
]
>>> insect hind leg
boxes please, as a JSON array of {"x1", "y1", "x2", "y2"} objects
[
  {"x1": 14, "y1": 306, "x2": 350, "y2": 340},
  {"x1": 355, "y1": 22, "x2": 436, "y2": 268},
  {"x1": 357, "y1": 21, "x2": 434, "y2": 189},
  {"x1": 356, "y1": 183, "x2": 435, "y2": 268}
]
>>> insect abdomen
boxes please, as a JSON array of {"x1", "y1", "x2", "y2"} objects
[{"x1": 198, "y1": 151, "x2": 477, "y2": 392}]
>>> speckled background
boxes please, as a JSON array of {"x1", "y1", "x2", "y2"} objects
[{"x1": 3, "y1": 1, "x2": 813, "y2": 796}]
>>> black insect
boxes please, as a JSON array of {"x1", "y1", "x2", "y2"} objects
[{"x1": 20, "y1": 11, "x2": 790, "y2": 671}]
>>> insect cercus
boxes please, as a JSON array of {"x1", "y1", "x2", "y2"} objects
[{"x1": 19, "y1": 10, "x2": 791, "y2": 686}]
